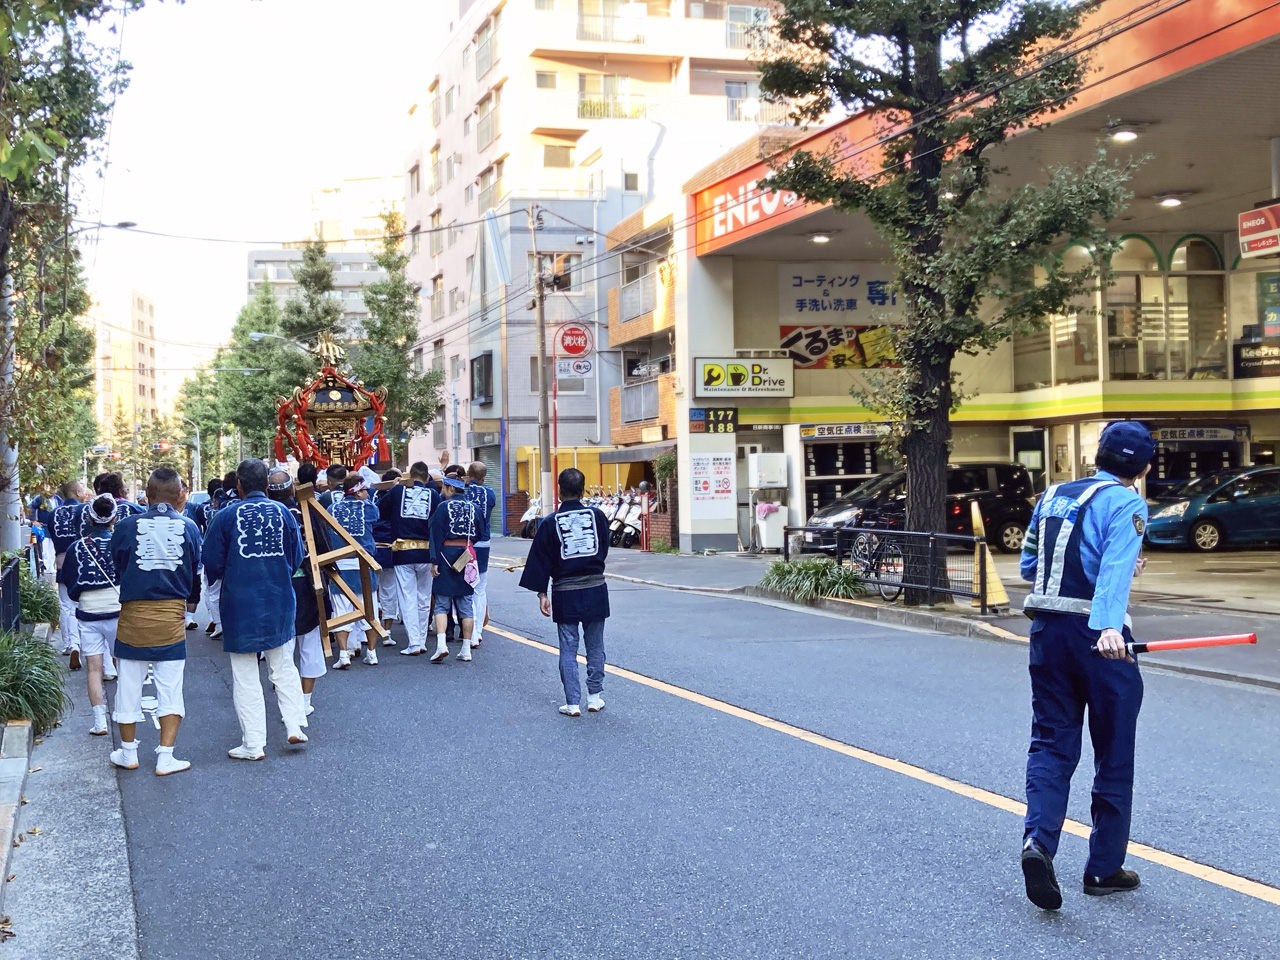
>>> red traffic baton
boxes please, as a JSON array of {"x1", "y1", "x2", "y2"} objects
[{"x1": 1090, "y1": 633, "x2": 1257, "y2": 655}]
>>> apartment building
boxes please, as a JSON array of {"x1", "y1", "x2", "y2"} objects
[
  {"x1": 246, "y1": 249, "x2": 387, "y2": 340},
  {"x1": 92, "y1": 290, "x2": 160, "y2": 431},
  {"x1": 404, "y1": 0, "x2": 797, "y2": 526},
  {"x1": 302, "y1": 175, "x2": 403, "y2": 253}
]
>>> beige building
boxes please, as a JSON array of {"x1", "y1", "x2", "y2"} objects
[
  {"x1": 297, "y1": 175, "x2": 403, "y2": 253},
  {"x1": 93, "y1": 289, "x2": 159, "y2": 430}
]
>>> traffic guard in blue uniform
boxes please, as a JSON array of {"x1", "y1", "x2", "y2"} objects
[
  {"x1": 1018, "y1": 421, "x2": 1152, "y2": 911},
  {"x1": 520, "y1": 468, "x2": 612, "y2": 717}
]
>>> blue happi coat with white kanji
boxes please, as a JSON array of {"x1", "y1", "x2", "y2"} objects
[
  {"x1": 463, "y1": 482, "x2": 497, "y2": 573},
  {"x1": 57, "y1": 528, "x2": 119, "y2": 621},
  {"x1": 330, "y1": 494, "x2": 379, "y2": 591},
  {"x1": 377, "y1": 482, "x2": 436, "y2": 566},
  {"x1": 519, "y1": 499, "x2": 610, "y2": 624},
  {"x1": 109, "y1": 503, "x2": 202, "y2": 661},
  {"x1": 202, "y1": 492, "x2": 305, "y2": 653},
  {"x1": 430, "y1": 497, "x2": 478, "y2": 597},
  {"x1": 49, "y1": 501, "x2": 86, "y2": 556}
]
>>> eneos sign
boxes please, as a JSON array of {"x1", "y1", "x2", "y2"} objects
[
  {"x1": 1239, "y1": 202, "x2": 1280, "y2": 259},
  {"x1": 694, "y1": 357, "x2": 794, "y2": 398}
]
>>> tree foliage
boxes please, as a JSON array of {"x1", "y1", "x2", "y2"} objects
[
  {"x1": 217, "y1": 278, "x2": 297, "y2": 457},
  {"x1": 758, "y1": 1, "x2": 1135, "y2": 594},
  {"x1": 349, "y1": 211, "x2": 444, "y2": 463}
]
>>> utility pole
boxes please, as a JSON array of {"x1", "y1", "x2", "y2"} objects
[
  {"x1": 450, "y1": 379, "x2": 460, "y2": 464},
  {"x1": 528, "y1": 204, "x2": 553, "y2": 517},
  {"x1": 0, "y1": 276, "x2": 21, "y2": 553}
]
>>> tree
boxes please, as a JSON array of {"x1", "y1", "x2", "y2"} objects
[
  {"x1": 758, "y1": 1, "x2": 1134, "y2": 600},
  {"x1": 176, "y1": 365, "x2": 226, "y2": 481},
  {"x1": 280, "y1": 238, "x2": 344, "y2": 345},
  {"x1": 217, "y1": 279, "x2": 296, "y2": 457},
  {"x1": 349, "y1": 211, "x2": 445, "y2": 464}
]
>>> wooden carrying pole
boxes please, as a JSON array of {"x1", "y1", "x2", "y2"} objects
[{"x1": 295, "y1": 483, "x2": 388, "y2": 656}]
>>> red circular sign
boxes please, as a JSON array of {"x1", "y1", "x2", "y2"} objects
[{"x1": 557, "y1": 323, "x2": 593, "y2": 358}]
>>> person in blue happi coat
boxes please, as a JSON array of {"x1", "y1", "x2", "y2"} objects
[
  {"x1": 203, "y1": 459, "x2": 308, "y2": 761},
  {"x1": 379, "y1": 461, "x2": 437, "y2": 656},
  {"x1": 429, "y1": 475, "x2": 478, "y2": 663},
  {"x1": 268, "y1": 470, "x2": 328, "y2": 718},
  {"x1": 1018, "y1": 421, "x2": 1153, "y2": 911},
  {"x1": 109, "y1": 467, "x2": 202, "y2": 777},
  {"x1": 58, "y1": 493, "x2": 122, "y2": 737},
  {"x1": 329, "y1": 472, "x2": 382, "y2": 668},
  {"x1": 520, "y1": 468, "x2": 611, "y2": 717},
  {"x1": 50, "y1": 479, "x2": 91, "y2": 667},
  {"x1": 465, "y1": 461, "x2": 497, "y2": 647},
  {"x1": 372, "y1": 468, "x2": 403, "y2": 638}
]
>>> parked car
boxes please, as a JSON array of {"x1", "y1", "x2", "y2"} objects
[
  {"x1": 1145, "y1": 466, "x2": 1280, "y2": 551},
  {"x1": 800, "y1": 462, "x2": 1035, "y2": 554}
]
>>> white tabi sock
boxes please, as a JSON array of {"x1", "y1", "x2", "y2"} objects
[
  {"x1": 436, "y1": 632, "x2": 448, "y2": 652},
  {"x1": 303, "y1": 692, "x2": 313, "y2": 710}
]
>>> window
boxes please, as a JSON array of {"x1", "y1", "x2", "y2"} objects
[
  {"x1": 432, "y1": 340, "x2": 445, "y2": 373},
  {"x1": 463, "y1": 115, "x2": 472, "y2": 135},
  {"x1": 445, "y1": 86, "x2": 456, "y2": 115},
  {"x1": 530, "y1": 356, "x2": 585, "y2": 393},
  {"x1": 529, "y1": 252, "x2": 583, "y2": 292},
  {"x1": 446, "y1": 154, "x2": 458, "y2": 182},
  {"x1": 461, "y1": 44, "x2": 470, "y2": 67},
  {"x1": 449, "y1": 288, "x2": 462, "y2": 313},
  {"x1": 1209, "y1": 473, "x2": 1280, "y2": 503},
  {"x1": 429, "y1": 210, "x2": 443, "y2": 255},
  {"x1": 413, "y1": 347, "x2": 424, "y2": 374},
  {"x1": 466, "y1": 255, "x2": 475, "y2": 277},
  {"x1": 430, "y1": 276, "x2": 444, "y2": 319},
  {"x1": 408, "y1": 165, "x2": 420, "y2": 196},
  {"x1": 410, "y1": 226, "x2": 421, "y2": 255},
  {"x1": 472, "y1": 351, "x2": 494, "y2": 403},
  {"x1": 465, "y1": 184, "x2": 475, "y2": 204},
  {"x1": 535, "y1": 0, "x2": 554, "y2": 9},
  {"x1": 727, "y1": 5, "x2": 770, "y2": 49},
  {"x1": 448, "y1": 220, "x2": 460, "y2": 247},
  {"x1": 544, "y1": 145, "x2": 572, "y2": 168},
  {"x1": 946, "y1": 468, "x2": 990, "y2": 496},
  {"x1": 433, "y1": 411, "x2": 446, "y2": 449},
  {"x1": 450, "y1": 354, "x2": 463, "y2": 380},
  {"x1": 623, "y1": 172, "x2": 639, "y2": 191},
  {"x1": 536, "y1": 71, "x2": 558, "y2": 89}
]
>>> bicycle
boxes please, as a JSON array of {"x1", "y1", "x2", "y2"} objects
[{"x1": 847, "y1": 527, "x2": 905, "y2": 602}]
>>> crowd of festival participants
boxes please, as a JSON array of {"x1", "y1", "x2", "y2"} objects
[{"x1": 39, "y1": 454, "x2": 613, "y2": 776}]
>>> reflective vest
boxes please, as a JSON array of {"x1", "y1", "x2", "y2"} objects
[{"x1": 1023, "y1": 477, "x2": 1130, "y2": 625}]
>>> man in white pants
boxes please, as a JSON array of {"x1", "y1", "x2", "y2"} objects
[
  {"x1": 377, "y1": 461, "x2": 436, "y2": 656},
  {"x1": 202, "y1": 459, "x2": 309, "y2": 760},
  {"x1": 465, "y1": 462, "x2": 497, "y2": 646},
  {"x1": 48, "y1": 480, "x2": 91, "y2": 669},
  {"x1": 107, "y1": 468, "x2": 202, "y2": 776},
  {"x1": 374, "y1": 468, "x2": 402, "y2": 640}
]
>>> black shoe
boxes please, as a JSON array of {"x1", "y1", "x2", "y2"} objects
[
  {"x1": 204, "y1": 622, "x2": 216, "y2": 635},
  {"x1": 1021, "y1": 841, "x2": 1063, "y2": 910},
  {"x1": 1083, "y1": 868, "x2": 1140, "y2": 897}
]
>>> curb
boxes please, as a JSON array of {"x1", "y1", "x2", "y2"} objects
[
  {"x1": 0, "y1": 719, "x2": 35, "y2": 913},
  {"x1": 606, "y1": 573, "x2": 1280, "y2": 692}
]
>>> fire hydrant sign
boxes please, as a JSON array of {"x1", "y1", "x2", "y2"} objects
[
  {"x1": 690, "y1": 453, "x2": 736, "y2": 520},
  {"x1": 1239, "y1": 202, "x2": 1280, "y2": 259},
  {"x1": 557, "y1": 322, "x2": 593, "y2": 357}
]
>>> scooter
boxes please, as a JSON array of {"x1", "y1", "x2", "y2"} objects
[
  {"x1": 608, "y1": 493, "x2": 631, "y2": 546},
  {"x1": 519, "y1": 497, "x2": 541, "y2": 538},
  {"x1": 617, "y1": 494, "x2": 646, "y2": 548}
]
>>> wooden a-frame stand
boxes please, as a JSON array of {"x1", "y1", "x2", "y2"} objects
[{"x1": 295, "y1": 483, "x2": 389, "y2": 656}]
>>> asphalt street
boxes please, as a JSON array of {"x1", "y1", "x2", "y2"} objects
[{"x1": 106, "y1": 567, "x2": 1280, "y2": 960}]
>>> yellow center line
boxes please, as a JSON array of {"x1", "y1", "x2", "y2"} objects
[{"x1": 487, "y1": 623, "x2": 1280, "y2": 907}]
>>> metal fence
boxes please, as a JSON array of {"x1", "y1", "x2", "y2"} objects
[
  {"x1": 620, "y1": 273, "x2": 656, "y2": 321},
  {"x1": 621, "y1": 379, "x2": 659, "y2": 423},
  {"x1": 0, "y1": 558, "x2": 20, "y2": 632},
  {"x1": 783, "y1": 524, "x2": 992, "y2": 613}
]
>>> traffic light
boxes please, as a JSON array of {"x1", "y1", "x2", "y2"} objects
[
  {"x1": 151, "y1": 441, "x2": 171, "y2": 452},
  {"x1": 109, "y1": 451, "x2": 121, "y2": 460}
]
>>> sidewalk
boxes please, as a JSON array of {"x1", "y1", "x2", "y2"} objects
[
  {"x1": 2, "y1": 677, "x2": 139, "y2": 960},
  {"x1": 489, "y1": 537, "x2": 1280, "y2": 687}
]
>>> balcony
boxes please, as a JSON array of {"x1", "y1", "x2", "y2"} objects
[
  {"x1": 609, "y1": 373, "x2": 677, "y2": 445},
  {"x1": 608, "y1": 270, "x2": 673, "y2": 346},
  {"x1": 477, "y1": 178, "x2": 506, "y2": 212},
  {"x1": 477, "y1": 108, "x2": 500, "y2": 150},
  {"x1": 726, "y1": 19, "x2": 770, "y2": 50},
  {"x1": 475, "y1": 36, "x2": 496, "y2": 79},
  {"x1": 576, "y1": 14, "x2": 644, "y2": 43},
  {"x1": 621, "y1": 378, "x2": 658, "y2": 423},
  {"x1": 621, "y1": 273, "x2": 656, "y2": 321},
  {"x1": 577, "y1": 92, "x2": 647, "y2": 120},
  {"x1": 727, "y1": 97, "x2": 794, "y2": 123}
]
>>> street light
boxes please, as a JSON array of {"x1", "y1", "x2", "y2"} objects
[{"x1": 181, "y1": 416, "x2": 202, "y2": 490}]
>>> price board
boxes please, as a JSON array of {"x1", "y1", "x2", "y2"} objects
[{"x1": 689, "y1": 407, "x2": 738, "y2": 434}]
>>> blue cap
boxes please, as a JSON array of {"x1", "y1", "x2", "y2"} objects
[
  {"x1": 1098, "y1": 421, "x2": 1155, "y2": 462},
  {"x1": 442, "y1": 476, "x2": 466, "y2": 490}
]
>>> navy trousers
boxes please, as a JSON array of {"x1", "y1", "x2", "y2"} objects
[{"x1": 1023, "y1": 613, "x2": 1144, "y2": 878}]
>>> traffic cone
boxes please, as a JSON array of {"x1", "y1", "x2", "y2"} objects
[{"x1": 971, "y1": 500, "x2": 1010, "y2": 610}]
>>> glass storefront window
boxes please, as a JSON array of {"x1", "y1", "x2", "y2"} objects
[{"x1": 1013, "y1": 254, "x2": 1100, "y2": 389}]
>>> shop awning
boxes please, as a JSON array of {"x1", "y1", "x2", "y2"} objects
[{"x1": 599, "y1": 441, "x2": 675, "y2": 464}]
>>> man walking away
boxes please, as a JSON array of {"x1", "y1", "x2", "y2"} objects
[
  {"x1": 520, "y1": 468, "x2": 610, "y2": 717},
  {"x1": 318, "y1": 463, "x2": 348, "y2": 510},
  {"x1": 379, "y1": 461, "x2": 436, "y2": 656},
  {"x1": 50, "y1": 480, "x2": 91, "y2": 669},
  {"x1": 465, "y1": 462, "x2": 497, "y2": 647},
  {"x1": 203, "y1": 459, "x2": 308, "y2": 761},
  {"x1": 374, "y1": 468, "x2": 402, "y2": 641},
  {"x1": 269, "y1": 471, "x2": 325, "y2": 718},
  {"x1": 429, "y1": 476, "x2": 478, "y2": 663},
  {"x1": 1019, "y1": 421, "x2": 1153, "y2": 911},
  {"x1": 58, "y1": 494, "x2": 122, "y2": 736},
  {"x1": 108, "y1": 468, "x2": 201, "y2": 776},
  {"x1": 329, "y1": 473, "x2": 382, "y2": 667}
]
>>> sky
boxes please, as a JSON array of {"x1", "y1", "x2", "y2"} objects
[{"x1": 77, "y1": 0, "x2": 445, "y2": 366}]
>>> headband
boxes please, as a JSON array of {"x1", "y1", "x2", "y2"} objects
[
  {"x1": 268, "y1": 476, "x2": 293, "y2": 492},
  {"x1": 345, "y1": 478, "x2": 367, "y2": 495},
  {"x1": 87, "y1": 493, "x2": 118, "y2": 525}
]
